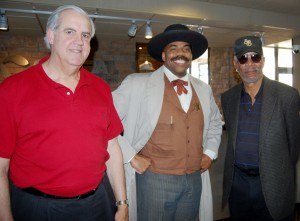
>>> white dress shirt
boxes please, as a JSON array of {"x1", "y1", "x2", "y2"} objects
[{"x1": 163, "y1": 66, "x2": 192, "y2": 113}]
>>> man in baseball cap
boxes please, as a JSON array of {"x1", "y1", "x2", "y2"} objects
[{"x1": 221, "y1": 35, "x2": 300, "y2": 221}]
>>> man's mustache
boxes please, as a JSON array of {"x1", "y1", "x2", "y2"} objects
[
  {"x1": 244, "y1": 67, "x2": 262, "y2": 73},
  {"x1": 171, "y1": 56, "x2": 189, "y2": 62}
]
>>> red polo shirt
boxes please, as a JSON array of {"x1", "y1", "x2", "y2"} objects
[{"x1": 0, "y1": 57, "x2": 123, "y2": 196}]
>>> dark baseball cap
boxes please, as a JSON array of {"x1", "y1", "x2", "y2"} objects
[{"x1": 234, "y1": 36, "x2": 263, "y2": 59}]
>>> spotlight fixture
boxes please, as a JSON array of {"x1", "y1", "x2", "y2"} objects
[
  {"x1": 259, "y1": 32, "x2": 265, "y2": 46},
  {"x1": 197, "y1": 26, "x2": 204, "y2": 35},
  {"x1": 145, "y1": 21, "x2": 153, "y2": 39},
  {"x1": 128, "y1": 20, "x2": 138, "y2": 37},
  {"x1": 253, "y1": 31, "x2": 265, "y2": 45},
  {"x1": 0, "y1": 10, "x2": 8, "y2": 31}
]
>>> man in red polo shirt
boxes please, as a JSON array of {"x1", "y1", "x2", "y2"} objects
[{"x1": 0, "y1": 5, "x2": 128, "y2": 221}]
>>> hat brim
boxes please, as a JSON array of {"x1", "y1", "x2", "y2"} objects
[
  {"x1": 235, "y1": 48, "x2": 263, "y2": 59},
  {"x1": 147, "y1": 30, "x2": 208, "y2": 62}
]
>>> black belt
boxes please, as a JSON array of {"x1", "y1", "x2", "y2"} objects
[
  {"x1": 21, "y1": 186, "x2": 98, "y2": 200},
  {"x1": 235, "y1": 165, "x2": 260, "y2": 176}
]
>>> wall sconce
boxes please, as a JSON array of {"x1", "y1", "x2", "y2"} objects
[
  {"x1": 128, "y1": 20, "x2": 138, "y2": 37},
  {"x1": 0, "y1": 10, "x2": 8, "y2": 31},
  {"x1": 3, "y1": 55, "x2": 29, "y2": 66},
  {"x1": 139, "y1": 60, "x2": 154, "y2": 71},
  {"x1": 145, "y1": 21, "x2": 153, "y2": 39}
]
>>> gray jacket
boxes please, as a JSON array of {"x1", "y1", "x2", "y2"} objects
[{"x1": 221, "y1": 77, "x2": 300, "y2": 220}]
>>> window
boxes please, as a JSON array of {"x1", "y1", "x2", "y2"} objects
[
  {"x1": 263, "y1": 39, "x2": 293, "y2": 86},
  {"x1": 188, "y1": 50, "x2": 209, "y2": 84}
]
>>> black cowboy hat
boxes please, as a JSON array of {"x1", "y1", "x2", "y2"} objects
[{"x1": 147, "y1": 24, "x2": 208, "y2": 62}]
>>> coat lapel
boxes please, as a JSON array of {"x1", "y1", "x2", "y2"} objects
[
  {"x1": 146, "y1": 67, "x2": 165, "y2": 131},
  {"x1": 228, "y1": 84, "x2": 242, "y2": 150},
  {"x1": 259, "y1": 78, "x2": 277, "y2": 147}
]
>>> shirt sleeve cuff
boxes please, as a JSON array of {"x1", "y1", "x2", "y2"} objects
[
  {"x1": 127, "y1": 155, "x2": 136, "y2": 164},
  {"x1": 204, "y1": 149, "x2": 217, "y2": 160}
]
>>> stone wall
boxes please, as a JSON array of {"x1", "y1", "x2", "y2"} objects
[
  {"x1": 88, "y1": 37, "x2": 136, "y2": 90},
  {"x1": 0, "y1": 35, "x2": 237, "y2": 103}
]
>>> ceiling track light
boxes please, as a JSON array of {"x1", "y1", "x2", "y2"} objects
[
  {"x1": 128, "y1": 20, "x2": 138, "y2": 37},
  {"x1": 259, "y1": 32, "x2": 265, "y2": 45},
  {"x1": 0, "y1": 10, "x2": 8, "y2": 31},
  {"x1": 145, "y1": 21, "x2": 153, "y2": 39},
  {"x1": 253, "y1": 31, "x2": 265, "y2": 45},
  {"x1": 197, "y1": 26, "x2": 204, "y2": 35},
  {"x1": 186, "y1": 24, "x2": 204, "y2": 35}
]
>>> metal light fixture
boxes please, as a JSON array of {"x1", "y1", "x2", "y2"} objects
[
  {"x1": 145, "y1": 21, "x2": 153, "y2": 39},
  {"x1": 197, "y1": 26, "x2": 204, "y2": 35},
  {"x1": 128, "y1": 20, "x2": 137, "y2": 37},
  {"x1": 252, "y1": 31, "x2": 265, "y2": 45},
  {"x1": 0, "y1": 10, "x2": 8, "y2": 31},
  {"x1": 259, "y1": 32, "x2": 265, "y2": 46}
]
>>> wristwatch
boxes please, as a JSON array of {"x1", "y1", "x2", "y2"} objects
[{"x1": 115, "y1": 199, "x2": 129, "y2": 206}]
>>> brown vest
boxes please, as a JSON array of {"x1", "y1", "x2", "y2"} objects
[{"x1": 140, "y1": 76, "x2": 204, "y2": 175}]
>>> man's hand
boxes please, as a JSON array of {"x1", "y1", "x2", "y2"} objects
[
  {"x1": 200, "y1": 154, "x2": 213, "y2": 173},
  {"x1": 130, "y1": 154, "x2": 151, "y2": 174},
  {"x1": 115, "y1": 205, "x2": 129, "y2": 221}
]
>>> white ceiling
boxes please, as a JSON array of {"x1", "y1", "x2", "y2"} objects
[{"x1": 1, "y1": 0, "x2": 300, "y2": 47}]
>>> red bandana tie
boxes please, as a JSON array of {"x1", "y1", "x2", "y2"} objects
[{"x1": 171, "y1": 79, "x2": 188, "y2": 95}]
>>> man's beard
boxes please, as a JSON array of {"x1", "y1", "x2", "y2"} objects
[{"x1": 239, "y1": 67, "x2": 263, "y2": 84}]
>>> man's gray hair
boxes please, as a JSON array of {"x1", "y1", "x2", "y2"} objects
[{"x1": 44, "y1": 5, "x2": 95, "y2": 49}]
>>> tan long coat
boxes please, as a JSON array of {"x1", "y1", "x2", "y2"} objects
[{"x1": 113, "y1": 66, "x2": 222, "y2": 221}]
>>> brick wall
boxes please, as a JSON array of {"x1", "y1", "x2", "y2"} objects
[
  {"x1": 209, "y1": 47, "x2": 238, "y2": 108},
  {"x1": 0, "y1": 36, "x2": 49, "y2": 81}
]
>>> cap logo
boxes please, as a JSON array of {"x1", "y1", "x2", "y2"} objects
[{"x1": 244, "y1": 39, "x2": 252, "y2": 47}]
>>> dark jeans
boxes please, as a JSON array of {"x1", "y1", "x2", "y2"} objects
[
  {"x1": 229, "y1": 167, "x2": 293, "y2": 221},
  {"x1": 11, "y1": 175, "x2": 116, "y2": 221}
]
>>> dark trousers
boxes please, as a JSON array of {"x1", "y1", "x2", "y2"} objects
[
  {"x1": 11, "y1": 175, "x2": 116, "y2": 221},
  {"x1": 229, "y1": 167, "x2": 293, "y2": 221}
]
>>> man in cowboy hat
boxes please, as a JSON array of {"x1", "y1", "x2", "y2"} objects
[{"x1": 113, "y1": 24, "x2": 222, "y2": 221}]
